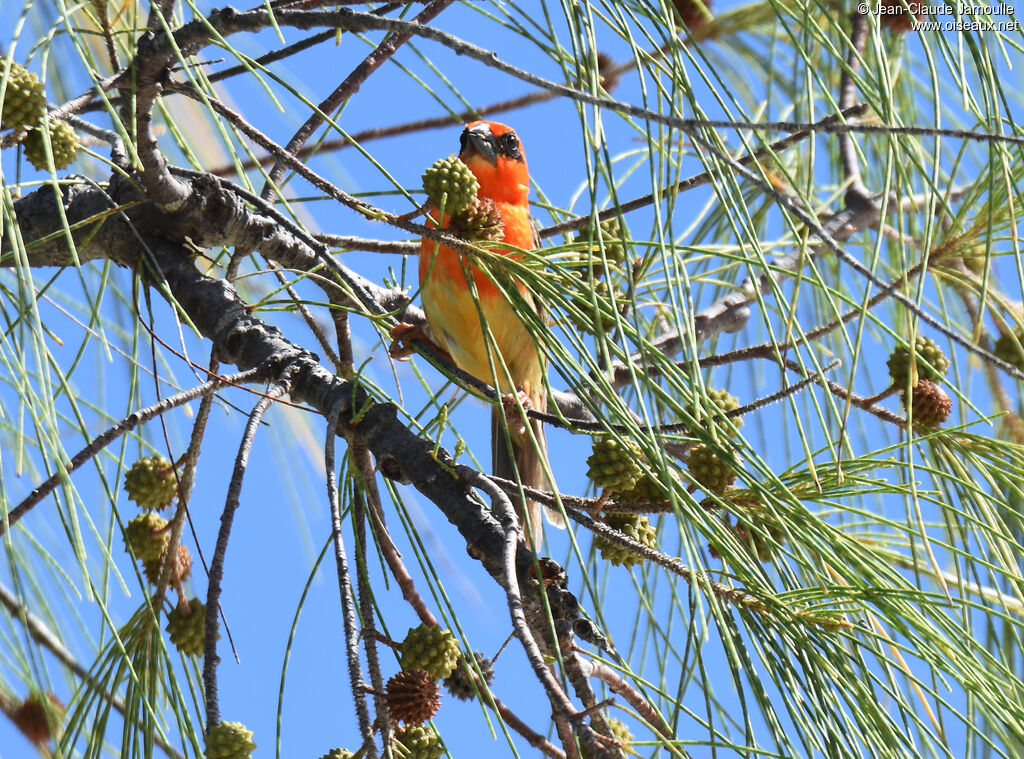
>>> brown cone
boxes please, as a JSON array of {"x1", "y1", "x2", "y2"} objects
[
  {"x1": 596, "y1": 52, "x2": 620, "y2": 91},
  {"x1": 672, "y1": 0, "x2": 712, "y2": 32},
  {"x1": 11, "y1": 692, "x2": 64, "y2": 745},
  {"x1": 143, "y1": 544, "x2": 193, "y2": 586},
  {"x1": 902, "y1": 379, "x2": 953, "y2": 428},
  {"x1": 879, "y1": 0, "x2": 925, "y2": 32},
  {"x1": 386, "y1": 670, "x2": 441, "y2": 725}
]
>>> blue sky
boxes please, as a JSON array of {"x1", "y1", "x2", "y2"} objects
[{"x1": 4, "y1": 0, "x2": 1024, "y2": 756}]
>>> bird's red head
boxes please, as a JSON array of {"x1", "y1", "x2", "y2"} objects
[{"x1": 458, "y1": 121, "x2": 529, "y2": 206}]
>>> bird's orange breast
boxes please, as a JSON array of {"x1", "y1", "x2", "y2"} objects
[
  {"x1": 418, "y1": 199, "x2": 533, "y2": 298},
  {"x1": 418, "y1": 199, "x2": 541, "y2": 397}
]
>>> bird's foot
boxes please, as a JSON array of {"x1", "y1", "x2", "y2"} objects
[
  {"x1": 388, "y1": 322, "x2": 457, "y2": 369},
  {"x1": 502, "y1": 391, "x2": 533, "y2": 435},
  {"x1": 387, "y1": 322, "x2": 429, "y2": 360}
]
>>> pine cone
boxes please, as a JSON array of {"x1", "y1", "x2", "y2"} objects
[
  {"x1": 961, "y1": 242, "x2": 990, "y2": 276},
  {"x1": 581, "y1": 717, "x2": 633, "y2": 759},
  {"x1": 317, "y1": 750, "x2": 354, "y2": 759},
  {"x1": 586, "y1": 437, "x2": 643, "y2": 494},
  {"x1": 617, "y1": 471, "x2": 671, "y2": 503},
  {"x1": 1, "y1": 62, "x2": 45, "y2": 129},
  {"x1": 566, "y1": 276, "x2": 617, "y2": 335},
  {"x1": 124, "y1": 455, "x2": 178, "y2": 510},
  {"x1": 672, "y1": 0, "x2": 712, "y2": 32},
  {"x1": 166, "y1": 597, "x2": 209, "y2": 657},
  {"x1": 994, "y1": 328, "x2": 1024, "y2": 371},
  {"x1": 124, "y1": 512, "x2": 170, "y2": 562},
  {"x1": 386, "y1": 670, "x2": 441, "y2": 724},
  {"x1": 449, "y1": 197, "x2": 504, "y2": 242},
  {"x1": 902, "y1": 379, "x2": 952, "y2": 428},
  {"x1": 204, "y1": 720, "x2": 256, "y2": 759},
  {"x1": 422, "y1": 155, "x2": 478, "y2": 215},
  {"x1": 733, "y1": 519, "x2": 786, "y2": 563},
  {"x1": 595, "y1": 51, "x2": 620, "y2": 91},
  {"x1": 886, "y1": 336, "x2": 950, "y2": 387},
  {"x1": 730, "y1": 495, "x2": 787, "y2": 561},
  {"x1": 706, "y1": 493, "x2": 786, "y2": 562},
  {"x1": 24, "y1": 120, "x2": 79, "y2": 170},
  {"x1": 10, "y1": 692, "x2": 64, "y2": 746},
  {"x1": 143, "y1": 543, "x2": 193, "y2": 586},
  {"x1": 686, "y1": 444, "x2": 736, "y2": 494},
  {"x1": 400, "y1": 624, "x2": 460, "y2": 680},
  {"x1": 684, "y1": 387, "x2": 742, "y2": 437},
  {"x1": 576, "y1": 216, "x2": 629, "y2": 265},
  {"x1": 394, "y1": 724, "x2": 444, "y2": 759},
  {"x1": 594, "y1": 513, "x2": 658, "y2": 567},
  {"x1": 443, "y1": 651, "x2": 494, "y2": 701}
]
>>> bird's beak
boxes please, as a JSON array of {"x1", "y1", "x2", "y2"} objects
[{"x1": 462, "y1": 123, "x2": 498, "y2": 165}]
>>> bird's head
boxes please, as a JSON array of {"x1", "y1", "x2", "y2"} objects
[{"x1": 458, "y1": 121, "x2": 529, "y2": 205}]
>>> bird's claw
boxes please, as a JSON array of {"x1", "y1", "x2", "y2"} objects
[
  {"x1": 387, "y1": 322, "x2": 425, "y2": 360},
  {"x1": 502, "y1": 391, "x2": 533, "y2": 435}
]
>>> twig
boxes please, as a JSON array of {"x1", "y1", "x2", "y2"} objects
[
  {"x1": 458, "y1": 469, "x2": 616, "y2": 758},
  {"x1": 217, "y1": 23, "x2": 612, "y2": 169},
  {"x1": 129, "y1": 26, "x2": 193, "y2": 209},
  {"x1": 92, "y1": 0, "x2": 121, "y2": 72},
  {"x1": 352, "y1": 451, "x2": 391, "y2": 753},
  {"x1": 239, "y1": 8, "x2": 1024, "y2": 147},
  {"x1": 839, "y1": 13, "x2": 871, "y2": 203},
  {"x1": 207, "y1": 29, "x2": 337, "y2": 85},
  {"x1": 357, "y1": 454, "x2": 436, "y2": 626},
  {"x1": 211, "y1": 89, "x2": 561, "y2": 178},
  {"x1": 1, "y1": 370, "x2": 261, "y2": 538},
  {"x1": 617, "y1": 184, "x2": 959, "y2": 376},
  {"x1": 155, "y1": 353, "x2": 221, "y2": 598},
  {"x1": 315, "y1": 235, "x2": 417, "y2": 256},
  {"x1": 579, "y1": 659, "x2": 673, "y2": 739},
  {"x1": 491, "y1": 478, "x2": 678, "y2": 517},
  {"x1": 124, "y1": 5, "x2": 1024, "y2": 198},
  {"x1": 538, "y1": 106, "x2": 869, "y2": 240},
  {"x1": 0, "y1": 581, "x2": 187, "y2": 759},
  {"x1": 523, "y1": 360, "x2": 838, "y2": 437},
  {"x1": 260, "y1": 0, "x2": 455, "y2": 198},
  {"x1": 161, "y1": 93, "x2": 520, "y2": 266},
  {"x1": 608, "y1": 206, "x2": 866, "y2": 372},
  {"x1": 682, "y1": 129, "x2": 1024, "y2": 381},
  {"x1": 204, "y1": 380, "x2": 290, "y2": 727},
  {"x1": 561, "y1": 651, "x2": 623, "y2": 759},
  {"x1": 325, "y1": 400, "x2": 375, "y2": 755},
  {"x1": 734, "y1": 359, "x2": 842, "y2": 415},
  {"x1": 334, "y1": 308, "x2": 354, "y2": 376},
  {"x1": 457, "y1": 468, "x2": 576, "y2": 715},
  {"x1": 567, "y1": 508, "x2": 768, "y2": 614},
  {"x1": 673, "y1": 259, "x2": 927, "y2": 386},
  {"x1": 778, "y1": 359, "x2": 905, "y2": 426},
  {"x1": 488, "y1": 695, "x2": 567, "y2": 759}
]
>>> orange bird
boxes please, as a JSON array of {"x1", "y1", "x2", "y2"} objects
[{"x1": 419, "y1": 121, "x2": 563, "y2": 545}]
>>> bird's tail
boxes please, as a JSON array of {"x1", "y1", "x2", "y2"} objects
[{"x1": 492, "y1": 407, "x2": 564, "y2": 548}]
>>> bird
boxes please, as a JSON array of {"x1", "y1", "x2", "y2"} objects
[{"x1": 417, "y1": 120, "x2": 563, "y2": 546}]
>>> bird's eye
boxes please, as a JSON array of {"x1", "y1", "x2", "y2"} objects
[{"x1": 499, "y1": 131, "x2": 521, "y2": 159}]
